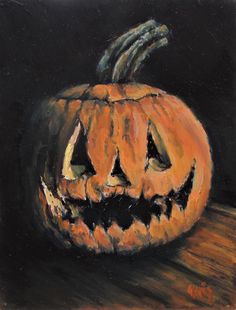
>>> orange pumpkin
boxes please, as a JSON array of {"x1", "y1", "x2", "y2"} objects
[{"x1": 36, "y1": 20, "x2": 212, "y2": 253}]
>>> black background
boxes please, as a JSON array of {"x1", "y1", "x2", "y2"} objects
[{"x1": 0, "y1": 0, "x2": 235, "y2": 308}]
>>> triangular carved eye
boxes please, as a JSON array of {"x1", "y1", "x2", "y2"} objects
[
  {"x1": 62, "y1": 122, "x2": 95, "y2": 180},
  {"x1": 71, "y1": 124, "x2": 96, "y2": 176},
  {"x1": 146, "y1": 125, "x2": 171, "y2": 171}
]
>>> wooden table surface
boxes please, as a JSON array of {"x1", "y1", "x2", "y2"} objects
[{"x1": 1, "y1": 203, "x2": 236, "y2": 309}]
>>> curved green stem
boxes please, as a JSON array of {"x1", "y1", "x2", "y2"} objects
[
  {"x1": 96, "y1": 20, "x2": 169, "y2": 83},
  {"x1": 96, "y1": 19, "x2": 159, "y2": 83}
]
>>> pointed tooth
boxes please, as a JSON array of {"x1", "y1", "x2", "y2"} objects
[
  {"x1": 154, "y1": 201, "x2": 188, "y2": 242},
  {"x1": 171, "y1": 202, "x2": 188, "y2": 232},
  {"x1": 70, "y1": 218, "x2": 99, "y2": 251},
  {"x1": 117, "y1": 219, "x2": 150, "y2": 253},
  {"x1": 149, "y1": 215, "x2": 168, "y2": 245},
  {"x1": 172, "y1": 202, "x2": 184, "y2": 218},
  {"x1": 132, "y1": 218, "x2": 150, "y2": 239},
  {"x1": 159, "y1": 210, "x2": 182, "y2": 241},
  {"x1": 159, "y1": 213, "x2": 169, "y2": 223},
  {"x1": 149, "y1": 215, "x2": 159, "y2": 243},
  {"x1": 93, "y1": 225, "x2": 114, "y2": 253},
  {"x1": 107, "y1": 221, "x2": 124, "y2": 245}
]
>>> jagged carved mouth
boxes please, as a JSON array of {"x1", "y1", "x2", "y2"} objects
[{"x1": 49, "y1": 166, "x2": 195, "y2": 231}]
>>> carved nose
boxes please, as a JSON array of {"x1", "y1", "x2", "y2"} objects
[{"x1": 107, "y1": 156, "x2": 131, "y2": 187}]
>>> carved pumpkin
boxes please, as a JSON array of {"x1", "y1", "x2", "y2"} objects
[{"x1": 35, "y1": 20, "x2": 212, "y2": 253}]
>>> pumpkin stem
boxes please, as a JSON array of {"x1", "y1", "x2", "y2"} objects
[{"x1": 97, "y1": 20, "x2": 169, "y2": 83}]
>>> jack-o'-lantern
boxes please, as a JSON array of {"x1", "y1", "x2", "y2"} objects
[{"x1": 34, "y1": 20, "x2": 212, "y2": 253}]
